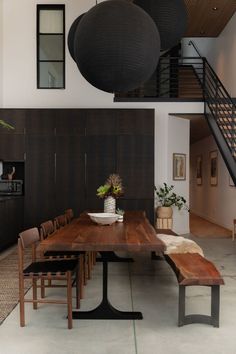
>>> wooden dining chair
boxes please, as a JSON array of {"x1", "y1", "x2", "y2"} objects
[
  {"x1": 40, "y1": 220, "x2": 55, "y2": 241},
  {"x1": 54, "y1": 214, "x2": 67, "y2": 230},
  {"x1": 40, "y1": 219, "x2": 85, "y2": 299},
  {"x1": 57, "y1": 211, "x2": 94, "y2": 284},
  {"x1": 65, "y1": 208, "x2": 74, "y2": 223},
  {"x1": 18, "y1": 227, "x2": 79, "y2": 329}
]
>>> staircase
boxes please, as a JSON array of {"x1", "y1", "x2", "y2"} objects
[
  {"x1": 114, "y1": 47, "x2": 236, "y2": 185},
  {"x1": 209, "y1": 103, "x2": 236, "y2": 159},
  {"x1": 178, "y1": 66, "x2": 203, "y2": 99}
]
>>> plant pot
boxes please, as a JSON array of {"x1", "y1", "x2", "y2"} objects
[
  {"x1": 104, "y1": 196, "x2": 116, "y2": 214},
  {"x1": 156, "y1": 206, "x2": 173, "y2": 219}
]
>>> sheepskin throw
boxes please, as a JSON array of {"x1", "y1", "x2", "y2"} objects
[{"x1": 157, "y1": 234, "x2": 204, "y2": 257}]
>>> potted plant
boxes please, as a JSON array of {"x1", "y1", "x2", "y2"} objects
[
  {"x1": 116, "y1": 208, "x2": 125, "y2": 222},
  {"x1": 97, "y1": 174, "x2": 124, "y2": 213},
  {"x1": 0, "y1": 120, "x2": 14, "y2": 130},
  {"x1": 154, "y1": 183, "x2": 188, "y2": 218}
]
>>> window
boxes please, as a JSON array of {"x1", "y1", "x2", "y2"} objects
[{"x1": 37, "y1": 5, "x2": 65, "y2": 89}]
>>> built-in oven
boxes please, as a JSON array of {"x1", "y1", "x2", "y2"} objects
[{"x1": 0, "y1": 180, "x2": 23, "y2": 195}]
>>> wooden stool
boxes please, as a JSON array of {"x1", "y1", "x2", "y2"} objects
[{"x1": 156, "y1": 217, "x2": 173, "y2": 230}]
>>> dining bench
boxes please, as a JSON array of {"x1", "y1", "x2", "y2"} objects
[
  {"x1": 165, "y1": 252, "x2": 224, "y2": 327},
  {"x1": 155, "y1": 229, "x2": 224, "y2": 327}
]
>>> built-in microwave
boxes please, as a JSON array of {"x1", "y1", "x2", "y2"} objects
[{"x1": 0, "y1": 180, "x2": 23, "y2": 195}]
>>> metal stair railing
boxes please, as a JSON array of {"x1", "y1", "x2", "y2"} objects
[
  {"x1": 115, "y1": 56, "x2": 204, "y2": 99},
  {"x1": 188, "y1": 41, "x2": 236, "y2": 185},
  {"x1": 115, "y1": 42, "x2": 236, "y2": 185}
]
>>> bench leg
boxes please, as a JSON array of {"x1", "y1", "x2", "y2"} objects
[
  {"x1": 211, "y1": 285, "x2": 220, "y2": 327},
  {"x1": 178, "y1": 285, "x2": 186, "y2": 326},
  {"x1": 178, "y1": 285, "x2": 220, "y2": 327}
]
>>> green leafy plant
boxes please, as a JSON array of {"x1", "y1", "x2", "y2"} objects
[
  {"x1": 97, "y1": 174, "x2": 124, "y2": 199},
  {"x1": 154, "y1": 183, "x2": 189, "y2": 211},
  {"x1": 116, "y1": 208, "x2": 124, "y2": 216},
  {"x1": 0, "y1": 120, "x2": 14, "y2": 130}
]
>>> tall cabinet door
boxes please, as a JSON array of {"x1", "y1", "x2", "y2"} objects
[
  {"x1": 85, "y1": 110, "x2": 118, "y2": 211},
  {"x1": 24, "y1": 110, "x2": 56, "y2": 227},
  {"x1": 55, "y1": 110, "x2": 86, "y2": 217},
  {"x1": 116, "y1": 109, "x2": 155, "y2": 223}
]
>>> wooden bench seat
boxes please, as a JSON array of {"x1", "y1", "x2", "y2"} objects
[{"x1": 165, "y1": 253, "x2": 224, "y2": 327}]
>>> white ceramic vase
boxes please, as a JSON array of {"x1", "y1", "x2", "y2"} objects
[{"x1": 104, "y1": 196, "x2": 116, "y2": 214}]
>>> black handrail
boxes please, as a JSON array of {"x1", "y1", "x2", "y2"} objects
[
  {"x1": 188, "y1": 41, "x2": 235, "y2": 105},
  {"x1": 188, "y1": 41, "x2": 236, "y2": 183},
  {"x1": 115, "y1": 41, "x2": 236, "y2": 183},
  {"x1": 188, "y1": 40, "x2": 202, "y2": 57}
]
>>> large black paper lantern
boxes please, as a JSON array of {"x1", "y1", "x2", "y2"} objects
[
  {"x1": 67, "y1": 13, "x2": 85, "y2": 62},
  {"x1": 74, "y1": 0, "x2": 160, "y2": 93},
  {"x1": 134, "y1": 0, "x2": 187, "y2": 50}
]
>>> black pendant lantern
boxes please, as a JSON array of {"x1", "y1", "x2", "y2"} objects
[
  {"x1": 134, "y1": 0, "x2": 187, "y2": 50},
  {"x1": 73, "y1": 0, "x2": 160, "y2": 93},
  {"x1": 67, "y1": 13, "x2": 85, "y2": 62}
]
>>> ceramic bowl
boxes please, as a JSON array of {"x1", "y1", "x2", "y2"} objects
[{"x1": 87, "y1": 213, "x2": 119, "y2": 225}]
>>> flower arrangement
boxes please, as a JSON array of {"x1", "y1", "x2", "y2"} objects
[
  {"x1": 154, "y1": 183, "x2": 189, "y2": 211},
  {"x1": 97, "y1": 174, "x2": 124, "y2": 199}
]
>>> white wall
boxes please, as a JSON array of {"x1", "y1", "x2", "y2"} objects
[
  {"x1": 190, "y1": 135, "x2": 236, "y2": 230},
  {"x1": 2, "y1": 0, "x2": 112, "y2": 108},
  {"x1": 167, "y1": 116, "x2": 190, "y2": 234},
  {"x1": 182, "y1": 12, "x2": 236, "y2": 96},
  {"x1": 1, "y1": 0, "x2": 204, "y2": 229}
]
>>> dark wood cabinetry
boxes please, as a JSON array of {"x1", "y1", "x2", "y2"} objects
[
  {"x1": 0, "y1": 198, "x2": 24, "y2": 251},
  {"x1": 0, "y1": 108, "x2": 154, "y2": 230},
  {"x1": 0, "y1": 109, "x2": 25, "y2": 161},
  {"x1": 24, "y1": 134, "x2": 56, "y2": 227},
  {"x1": 55, "y1": 117, "x2": 86, "y2": 217}
]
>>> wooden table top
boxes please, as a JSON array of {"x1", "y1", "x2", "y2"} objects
[{"x1": 40, "y1": 211, "x2": 166, "y2": 253}]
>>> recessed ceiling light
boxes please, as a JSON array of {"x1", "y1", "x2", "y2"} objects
[{"x1": 212, "y1": 7, "x2": 218, "y2": 11}]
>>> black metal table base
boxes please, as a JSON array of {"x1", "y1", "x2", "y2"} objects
[
  {"x1": 96, "y1": 251, "x2": 134, "y2": 263},
  {"x1": 72, "y1": 258, "x2": 142, "y2": 320},
  {"x1": 73, "y1": 299, "x2": 142, "y2": 320}
]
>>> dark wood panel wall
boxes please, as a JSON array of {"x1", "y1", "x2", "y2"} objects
[{"x1": 0, "y1": 109, "x2": 154, "y2": 228}]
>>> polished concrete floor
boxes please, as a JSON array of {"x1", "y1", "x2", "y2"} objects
[{"x1": 0, "y1": 235, "x2": 236, "y2": 354}]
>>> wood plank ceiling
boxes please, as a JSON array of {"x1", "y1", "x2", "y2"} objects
[
  {"x1": 184, "y1": 0, "x2": 236, "y2": 37},
  {"x1": 130, "y1": 0, "x2": 236, "y2": 37}
]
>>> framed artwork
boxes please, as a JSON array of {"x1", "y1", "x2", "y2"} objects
[
  {"x1": 196, "y1": 155, "x2": 202, "y2": 185},
  {"x1": 173, "y1": 153, "x2": 186, "y2": 181},
  {"x1": 210, "y1": 150, "x2": 218, "y2": 186},
  {"x1": 229, "y1": 175, "x2": 235, "y2": 187}
]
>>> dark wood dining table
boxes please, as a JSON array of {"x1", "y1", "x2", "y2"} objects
[{"x1": 40, "y1": 211, "x2": 165, "y2": 320}]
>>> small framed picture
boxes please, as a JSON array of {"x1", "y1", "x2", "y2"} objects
[
  {"x1": 196, "y1": 155, "x2": 202, "y2": 185},
  {"x1": 229, "y1": 175, "x2": 235, "y2": 187},
  {"x1": 210, "y1": 150, "x2": 218, "y2": 186},
  {"x1": 173, "y1": 153, "x2": 186, "y2": 181}
]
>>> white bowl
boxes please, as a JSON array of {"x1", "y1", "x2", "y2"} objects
[{"x1": 87, "y1": 213, "x2": 119, "y2": 225}]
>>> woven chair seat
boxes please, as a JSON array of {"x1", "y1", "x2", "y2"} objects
[
  {"x1": 23, "y1": 259, "x2": 78, "y2": 276},
  {"x1": 44, "y1": 250, "x2": 85, "y2": 258}
]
